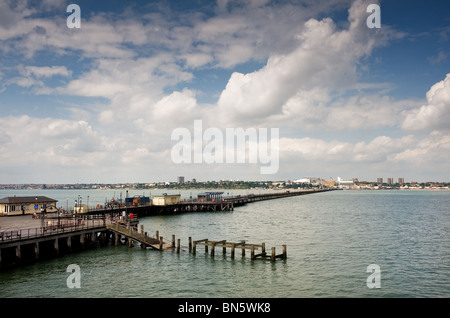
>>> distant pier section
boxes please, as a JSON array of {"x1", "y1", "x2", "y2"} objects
[{"x1": 86, "y1": 188, "x2": 335, "y2": 217}]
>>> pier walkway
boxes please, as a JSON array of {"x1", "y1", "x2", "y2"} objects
[{"x1": 106, "y1": 222, "x2": 171, "y2": 250}]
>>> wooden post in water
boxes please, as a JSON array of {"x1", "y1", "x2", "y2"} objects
[
  {"x1": 172, "y1": 235, "x2": 176, "y2": 248},
  {"x1": 282, "y1": 245, "x2": 287, "y2": 259},
  {"x1": 177, "y1": 238, "x2": 180, "y2": 253},
  {"x1": 250, "y1": 247, "x2": 255, "y2": 259},
  {"x1": 156, "y1": 230, "x2": 159, "y2": 240},
  {"x1": 231, "y1": 244, "x2": 235, "y2": 259},
  {"x1": 271, "y1": 247, "x2": 275, "y2": 261},
  {"x1": 140, "y1": 225, "x2": 144, "y2": 234},
  {"x1": 193, "y1": 241, "x2": 197, "y2": 255},
  {"x1": 159, "y1": 236, "x2": 163, "y2": 250},
  {"x1": 189, "y1": 237, "x2": 192, "y2": 252},
  {"x1": 205, "y1": 240, "x2": 208, "y2": 253}
]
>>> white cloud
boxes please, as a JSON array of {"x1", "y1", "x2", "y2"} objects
[
  {"x1": 389, "y1": 131, "x2": 450, "y2": 166},
  {"x1": 216, "y1": 0, "x2": 395, "y2": 127},
  {"x1": 0, "y1": 0, "x2": 447, "y2": 182},
  {"x1": 280, "y1": 134, "x2": 416, "y2": 164},
  {"x1": 402, "y1": 73, "x2": 450, "y2": 131},
  {"x1": 22, "y1": 66, "x2": 71, "y2": 78}
]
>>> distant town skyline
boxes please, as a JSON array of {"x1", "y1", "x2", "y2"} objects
[
  {"x1": 1, "y1": 175, "x2": 449, "y2": 190},
  {"x1": 0, "y1": 0, "x2": 449, "y2": 184}
]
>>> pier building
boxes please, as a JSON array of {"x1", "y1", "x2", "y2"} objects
[
  {"x1": 0, "y1": 196, "x2": 57, "y2": 216},
  {"x1": 197, "y1": 192, "x2": 224, "y2": 202},
  {"x1": 152, "y1": 194, "x2": 181, "y2": 206}
]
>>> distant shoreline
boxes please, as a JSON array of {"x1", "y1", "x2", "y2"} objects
[{"x1": 1, "y1": 186, "x2": 449, "y2": 191}]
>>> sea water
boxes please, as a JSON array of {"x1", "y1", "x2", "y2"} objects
[{"x1": 0, "y1": 189, "x2": 449, "y2": 298}]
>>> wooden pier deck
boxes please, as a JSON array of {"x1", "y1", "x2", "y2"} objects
[{"x1": 106, "y1": 222, "x2": 172, "y2": 250}]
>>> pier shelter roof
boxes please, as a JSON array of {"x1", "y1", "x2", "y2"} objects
[{"x1": 0, "y1": 196, "x2": 57, "y2": 204}]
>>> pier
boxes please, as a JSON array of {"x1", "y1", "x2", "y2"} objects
[
  {"x1": 190, "y1": 238, "x2": 286, "y2": 261},
  {"x1": 0, "y1": 189, "x2": 333, "y2": 269},
  {"x1": 106, "y1": 222, "x2": 172, "y2": 250},
  {"x1": 0, "y1": 216, "x2": 116, "y2": 268},
  {"x1": 84, "y1": 188, "x2": 334, "y2": 217}
]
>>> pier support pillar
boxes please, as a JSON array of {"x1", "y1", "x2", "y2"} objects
[
  {"x1": 54, "y1": 238, "x2": 59, "y2": 255},
  {"x1": 172, "y1": 235, "x2": 176, "y2": 248},
  {"x1": 67, "y1": 236, "x2": 72, "y2": 252},
  {"x1": 80, "y1": 234, "x2": 85, "y2": 247},
  {"x1": 271, "y1": 247, "x2": 275, "y2": 261},
  {"x1": 16, "y1": 245, "x2": 21, "y2": 261},
  {"x1": 159, "y1": 236, "x2": 163, "y2": 250},
  {"x1": 189, "y1": 237, "x2": 192, "y2": 252},
  {"x1": 177, "y1": 239, "x2": 180, "y2": 253},
  {"x1": 231, "y1": 245, "x2": 235, "y2": 259},
  {"x1": 34, "y1": 242, "x2": 39, "y2": 260},
  {"x1": 193, "y1": 242, "x2": 196, "y2": 255},
  {"x1": 282, "y1": 245, "x2": 287, "y2": 259},
  {"x1": 114, "y1": 233, "x2": 119, "y2": 246}
]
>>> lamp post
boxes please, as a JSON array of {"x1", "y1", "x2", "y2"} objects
[{"x1": 75, "y1": 195, "x2": 82, "y2": 221}]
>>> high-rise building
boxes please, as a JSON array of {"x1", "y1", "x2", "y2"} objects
[
  {"x1": 377, "y1": 178, "x2": 383, "y2": 185},
  {"x1": 398, "y1": 177, "x2": 404, "y2": 185},
  {"x1": 177, "y1": 176, "x2": 185, "y2": 184},
  {"x1": 387, "y1": 177, "x2": 393, "y2": 185}
]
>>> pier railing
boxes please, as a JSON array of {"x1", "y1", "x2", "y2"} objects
[{"x1": 0, "y1": 218, "x2": 107, "y2": 243}]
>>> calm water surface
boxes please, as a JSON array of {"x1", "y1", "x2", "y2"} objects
[{"x1": 0, "y1": 189, "x2": 449, "y2": 298}]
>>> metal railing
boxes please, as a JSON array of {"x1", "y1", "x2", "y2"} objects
[{"x1": 0, "y1": 218, "x2": 107, "y2": 243}]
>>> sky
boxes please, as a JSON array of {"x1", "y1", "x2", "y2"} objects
[{"x1": 0, "y1": 0, "x2": 449, "y2": 184}]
